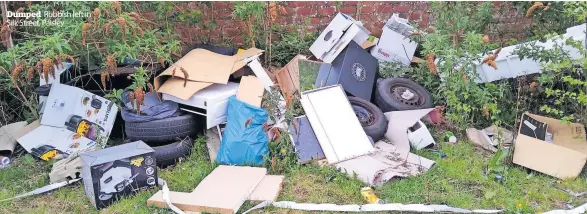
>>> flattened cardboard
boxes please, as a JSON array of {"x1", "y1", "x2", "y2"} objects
[
  {"x1": 0, "y1": 121, "x2": 27, "y2": 154},
  {"x1": 155, "y1": 48, "x2": 264, "y2": 100},
  {"x1": 236, "y1": 76, "x2": 265, "y2": 107},
  {"x1": 513, "y1": 113, "x2": 587, "y2": 179},
  {"x1": 248, "y1": 175, "x2": 285, "y2": 201},
  {"x1": 276, "y1": 55, "x2": 305, "y2": 98},
  {"x1": 147, "y1": 165, "x2": 267, "y2": 214}
]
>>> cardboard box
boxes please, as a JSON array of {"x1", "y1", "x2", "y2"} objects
[
  {"x1": 309, "y1": 13, "x2": 372, "y2": 63},
  {"x1": 18, "y1": 84, "x2": 118, "y2": 161},
  {"x1": 81, "y1": 141, "x2": 157, "y2": 209},
  {"x1": 370, "y1": 26, "x2": 418, "y2": 66},
  {"x1": 154, "y1": 48, "x2": 264, "y2": 100},
  {"x1": 513, "y1": 113, "x2": 587, "y2": 179},
  {"x1": 314, "y1": 41, "x2": 378, "y2": 101}
]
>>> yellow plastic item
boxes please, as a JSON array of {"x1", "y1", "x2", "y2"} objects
[{"x1": 360, "y1": 187, "x2": 385, "y2": 204}]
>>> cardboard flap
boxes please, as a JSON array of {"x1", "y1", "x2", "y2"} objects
[
  {"x1": 158, "y1": 48, "x2": 265, "y2": 84},
  {"x1": 236, "y1": 76, "x2": 265, "y2": 107},
  {"x1": 158, "y1": 77, "x2": 213, "y2": 100},
  {"x1": 513, "y1": 134, "x2": 587, "y2": 179}
]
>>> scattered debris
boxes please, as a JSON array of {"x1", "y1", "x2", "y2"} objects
[
  {"x1": 361, "y1": 187, "x2": 385, "y2": 204},
  {"x1": 543, "y1": 202, "x2": 587, "y2": 214},
  {"x1": 242, "y1": 201, "x2": 501, "y2": 213},
  {"x1": 147, "y1": 166, "x2": 268, "y2": 214},
  {"x1": 466, "y1": 128, "x2": 498, "y2": 153},
  {"x1": 300, "y1": 85, "x2": 374, "y2": 163},
  {"x1": 442, "y1": 131, "x2": 457, "y2": 144},
  {"x1": 513, "y1": 113, "x2": 587, "y2": 179},
  {"x1": 18, "y1": 84, "x2": 118, "y2": 161},
  {"x1": 384, "y1": 108, "x2": 436, "y2": 152},
  {"x1": 289, "y1": 115, "x2": 326, "y2": 164},
  {"x1": 205, "y1": 128, "x2": 222, "y2": 162},
  {"x1": 215, "y1": 96, "x2": 269, "y2": 166},
  {"x1": 50, "y1": 146, "x2": 100, "y2": 183},
  {"x1": 0, "y1": 155, "x2": 9, "y2": 168},
  {"x1": 335, "y1": 141, "x2": 435, "y2": 186},
  {"x1": 81, "y1": 140, "x2": 157, "y2": 209}
]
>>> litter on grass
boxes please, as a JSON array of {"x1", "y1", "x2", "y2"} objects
[{"x1": 242, "y1": 201, "x2": 502, "y2": 213}]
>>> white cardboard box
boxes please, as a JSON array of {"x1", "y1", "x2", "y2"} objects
[
  {"x1": 309, "y1": 13, "x2": 371, "y2": 63},
  {"x1": 162, "y1": 82, "x2": 239, "y2": 129},
  {"x1": 18, "y1": 84, "x2": 118, "y2": 161},
  {"x1": 370, "y1": 26, "x2": 418, "y2": 66}
]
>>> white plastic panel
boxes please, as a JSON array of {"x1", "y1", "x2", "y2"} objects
[
  {"x1": 162, "y1": 82, "x2": 239, "y2": 129},
  {"x1": 300, "y1": 85, "x2": 373, "y2": 163}
]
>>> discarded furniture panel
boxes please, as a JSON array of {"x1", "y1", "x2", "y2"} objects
[
  {"x1": 513, "y1": 113, "x2": 587, "y2": 179},
  {"x1": 147, "y1": 165, "x2": 267, "y2": 214},
  {"x1": 276, "y1": 55, "x2": 305, "y2": 98},
  {"x1": 163, "y1": 82, "x2": 239, "y2": 129},
  {"x1": 315, "y1": 41, "x2": 378, "y2": 101},
  {"x1": 300, "y1": 85, "x2": 374, "y2": 163},
  {"x1": 289, "y1": 115, "x2": 325, "y2": 164},
  {"x1": 247, "y1": 175, "x2": 285, "y2": 202}
]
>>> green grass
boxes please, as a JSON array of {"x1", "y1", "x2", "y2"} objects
[{"x1": 1, "y1": 136, "x2": 586, "y2": 214}]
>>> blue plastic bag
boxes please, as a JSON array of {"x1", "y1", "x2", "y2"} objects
[{"x1": 216, "y1": 96, "x2": 269, "y2": 166}]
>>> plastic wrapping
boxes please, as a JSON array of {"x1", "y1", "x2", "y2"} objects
[{"x1": 216, "y1": 96, "x2": 269, "y2": 166}]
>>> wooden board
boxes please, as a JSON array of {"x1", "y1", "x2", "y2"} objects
[
  {"x1": 276, "y1": 55, "x2": 304, "y2": 98},
  {"x1": 248, "y1": 175, "x2": 285, "y2": 201},
  {"x1": 300, "y1": 85, "x2": 374, "y2": 163},
  {"x1": 147, "y1": 166, "x2": 267, "y2": 214}
]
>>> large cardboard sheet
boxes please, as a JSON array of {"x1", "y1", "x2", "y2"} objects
[
  {"x1": 155, "y1": 48, "x2": 264, "y2": 100},
  {"x1": 18, "y1": 84, "x2": 118, "y2": 160},
  {"x1": 300, "y1": 85, "x2": 374, "y2": 163}
]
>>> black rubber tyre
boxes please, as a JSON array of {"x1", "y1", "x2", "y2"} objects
[
  {"x1": 125, "y1": 114, "x2": 198, "y2": 143},
  {"x1": 348, "y1": 96, "x2": 388, "y2": 142},
  {"x1": 153, "y1": 136, "x2": 194, "y2": 168},
  {"x1": 374, "y1": 78, "x2": 434, "y2": 112}
]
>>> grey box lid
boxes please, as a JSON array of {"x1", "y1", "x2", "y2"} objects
[{"x1": 81, "y1": 141, "x2": 154, "y2": 166}]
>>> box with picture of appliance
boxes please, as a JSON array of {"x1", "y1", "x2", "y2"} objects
[{"x1": 81, "y1": 141, "x2": 157, "y2": 209}]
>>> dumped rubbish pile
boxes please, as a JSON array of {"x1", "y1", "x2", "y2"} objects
[{"x1": 1, "y1": 12, "x2": 587, "y2": 214}]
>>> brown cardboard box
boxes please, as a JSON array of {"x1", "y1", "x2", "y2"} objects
[
  {"x1": 513, "y1": 113, "x2": 587, "y2": 179},
  {"x1": 154, "y1": 48, "x2": 264, "y2": 100}
]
